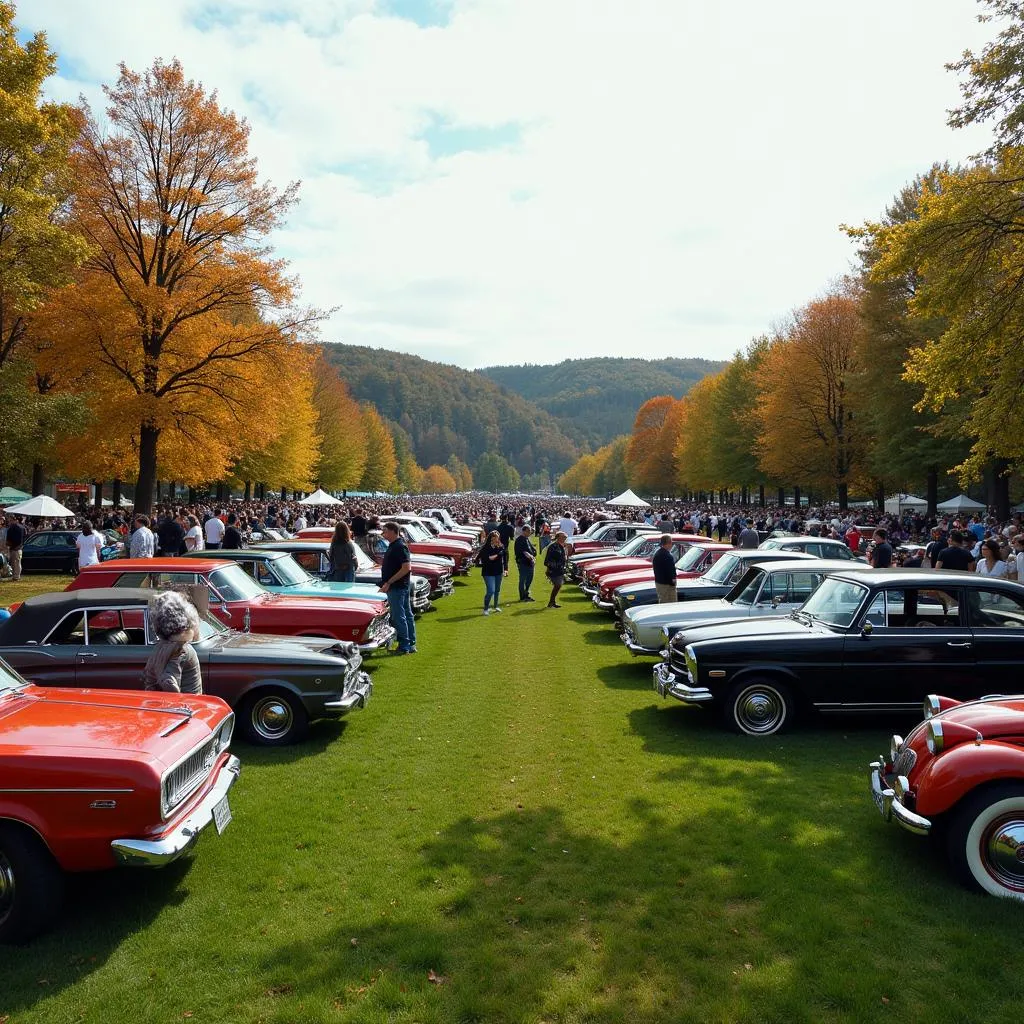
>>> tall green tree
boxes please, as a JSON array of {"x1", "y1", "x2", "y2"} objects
[{"x1": 475, "y1": 452, "x2": 520, "y2": 493}]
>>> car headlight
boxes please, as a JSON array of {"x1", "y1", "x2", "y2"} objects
[
  {"x1": 217, "y1": 714, "x2": 234, "y2": 753},
  {"x1": 684, "y1": 644, "x2": 698, "y2": 679},
  {"x1": 889, "y1": 734, "x2": 904, "y2": 765},
  {"x1": 926, "y1": 720, "x2": 943, "y2": 755},
  {"x1": 922, "y1": 695, "x2": 940, "y2": 720},
  {"x1": 627, "y1": 594, "x2": 635, "y2": 601}
]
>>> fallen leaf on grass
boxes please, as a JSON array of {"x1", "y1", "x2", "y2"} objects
[
  {"x1": 881, "y1": 996, "x2": 890, "y2": 1005},
  {"x1": 265, "y1": 983, "x2": 294, "y2": 997},
  {"x1": 427, "y1": 969, "x2": 448, "y2": 986},
  {"x1": 350, "y1": 937, "x2": 358, "y2": 947},
  {"x1": 743, "y1": 963, "x2": 753, "y2": 970}
]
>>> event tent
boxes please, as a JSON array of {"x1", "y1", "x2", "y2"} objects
[
  {"x1": 3, "y1": 494, "x2": 76, "y2": 517},
  {"x1": 606, "y1": 488, "x2": 651, "y2": 508},
  {"x1": 0, "y1": 486, "x2": 31, "y2": 505},
  {"x1": 884, "y1": 493, "x2": 927, "y2": 514},
  {"x1": 299, "y1": 488, "x2": 342, "y2": 506},
  {"x1": 937, "y1": 494, "x2": 987, "y2": 512}
]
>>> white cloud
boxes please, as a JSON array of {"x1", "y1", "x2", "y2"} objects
[{"x1": 24, "y1": 0, "x2": 994, "y2": 368}]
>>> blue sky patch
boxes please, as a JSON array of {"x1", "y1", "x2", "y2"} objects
[
  {"x1": 379, "y1": 0, "x2": 453, "y2": 29},
  {"x1": 419, "y1": 116, "x2": 522, "y2": 159}
]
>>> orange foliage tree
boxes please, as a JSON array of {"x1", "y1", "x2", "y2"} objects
[
  {"x1": 421, "y1": 464, "x2": 457, "y2": 493},
  {"x1": 313, "y1": 358, "x2": 367, "y2": 492},
  {"x1": 625, "y1": 395, "x2": 678, "y2": 494},
  {"x1": 55, "y1": 59, "x2": 322, "y2": 512}
]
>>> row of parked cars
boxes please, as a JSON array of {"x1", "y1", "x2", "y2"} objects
[
  {"x1": 0, "y1": 513, "x2": 483, "y2": 943},
  {"x1": 567, "y1": 519, "x2": 1024, "y2": 902}
]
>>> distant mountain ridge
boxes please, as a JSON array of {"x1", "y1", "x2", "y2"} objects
[{"x1": 477, "y1": 356, "x2": 726, "y2": 447}]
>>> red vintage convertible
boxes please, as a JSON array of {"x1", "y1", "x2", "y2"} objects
[
  {"x1": 67, "y1": 558, "x2": 396, "y2": 653},
  {"x1": 0, "y1": 659, "x2": 238, "y2": 942}
]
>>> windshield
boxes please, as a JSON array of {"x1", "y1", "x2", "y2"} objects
[
  {"x1": 620, "y1": 535, "x2": 653, "y2": 556},
  {"x1": 704, "y1": 552, "x2": 740, "y2": 584},
  {"x1": 403, "y1": 522, "x2": 430, "y2": 541},
  {"x1": 730, "y1": 569, "x2": 765, "y2": 606},
  {"x1": 196, "y1": 612, "x2": 230, "y2": 640},
  {"x1": 799, "y1": 577, "x2": 868, "y2": 627},
  {"x1": 271, "y1": 555, "x2": 313, "y2": 586},
  {"x1": 209, "y1": 564, "x2": 267, "y2": 602},
  {"x1": 0, "y1": 657, "x2": 27, "y2": 694},
  {"x1": 353, "y1": 544, "x2": 375, "y2": 570},
  {"x1": 676, "y1": 545, "x2": 707, "y2": 571}
]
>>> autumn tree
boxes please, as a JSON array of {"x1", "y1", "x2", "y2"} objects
[
  {"x1": 559, "y1": 452, "x2": 601, "y2": 495},
  {"x1": 313, "y1": 359, "x2": 367, "y2": 491},
  {"x1": 421, "y1": 465, "x2": 457, "y2": 493},
  {"x1": 625, "y1": 395, "x2": 677, "y2": 493},
  {"x1": 57, "y1": 59, "x2": 320, "y2": 513},
  {"x1": 591, "y1": 437, "x2": 629, "y2": 496},
  {"x1": 390, "y1": 423, "x2": 423, "y2": 494},
  {"x1": 445, "y1": 454, "x2": 473, "y2": 491},
  {"x1": 360, "y1": 405, "x2": 398, "y2": 493},
  {"x1": 674, "y1": 375, "x2": 722, "y2": 494},
  {"x1": 754, "y1": 289, "x2": 864, "y2": 509}
]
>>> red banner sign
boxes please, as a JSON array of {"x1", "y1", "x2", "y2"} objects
[{"x1": 55, "y1": 484, "x2": 90, "y2": 493}]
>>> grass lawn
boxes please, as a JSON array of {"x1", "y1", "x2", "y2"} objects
[{"x1": 2, "y1": 573, "x2": 1023, "y2": 1023}]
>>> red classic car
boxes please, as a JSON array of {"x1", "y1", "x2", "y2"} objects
[
  {"x1": 569, "y1": 522, "x2": 659, "y2": 555},
  {"x1": 581, "y1": 536, "x2": 722, "y2": 593},
  {"x1": 0, "y1": 658, "x2": 238, "y2": 942},
  {"x1": 299, "y1": 525, "x2": 474, "y2": 573},
  {"x1": 66, "y1": 558, "x2": 396, "y2": 653},
  {"x1": 593, "y1": 541, "x2": 728, "y2": 609},
  {"x1": 873, "y1": 693, "x2": 1024, "y2": 899}
]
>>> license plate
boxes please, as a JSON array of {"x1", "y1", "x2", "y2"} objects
[{"x1": 212, "y1": 795, "x2": 232, "y2": 835}]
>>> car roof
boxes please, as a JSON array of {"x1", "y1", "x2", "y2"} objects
[
  {"x1": 0, "y1": 588, "x2": 157, "y2": 645},
  {"x1": 746, "y1": 558, "x2": 862, "y2": 573},
  {"x1": 80, "y1": 557, "x2": 232, "y2": 572},
  {"x1": 181, "y1": 549, "x2": 283, "y2": 560},
  {"x1": 828, "y1": 568, "x2": 1024, "y2": 588},
  {"x1": 729, "y1": 550, "x2": 816, "y2": 561}
]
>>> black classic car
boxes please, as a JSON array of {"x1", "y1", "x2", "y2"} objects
[
  {"x1": 15, "y1": 529, "x2": 124, "y2": 575},
  {"x1": 654, "y1": 569, "x2": 1024, "y2": 736},
  {"x1": 612, "y1": 549, "x2": 816, "y2": 621},
  {"x1": 0, "y1": 589, "x2": 372, "y2": 746}
]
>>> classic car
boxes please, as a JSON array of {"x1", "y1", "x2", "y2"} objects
[
  {"x1": 568, "y1": 522, "x2": 659, "y2": 555},
  {"x1": 872, "y1": 693, "x2": 1024, "y2": 899},
  {"x1": 393, "y1": 513, "x2": 480, "y2": 549},
  {"x1": 257, "y1": 539, "x2": 442, "y2": 607},
  {"x1": 0, "y1": 589, "x2": 371, "y2": 746},
  {"x1": 590, "y1": 539, "x2": 727, "y2": 608},
  {"x1": 420, "y1": 507, "x2": 481, "y2": 540},
  {"x1": 566, "y1": 532, "x2": 664, "y2": 582},
  {"x1": 609, "y1": 548, "x2": 811, "y2": 620},
  {"x1": 299, "y1": 523, "x2": 474, "y2": 572},
  {"x1": 654, "y1": 568, "x2": 1024, "y2": 736},
  {"x1": 15, "y1": 529, "x2": 125, "y2": 575},
  {"x1": 621, "y1": 558, "x2": 854, "y2": 655},
  {"x1": 66, "y1": 558, "x2": 396, "y2": 654},
  {"x1": 757, "y1": 536, "x2": 861, "y2": 560},
  {"x1": 0, "y1": 657, "x2": 237, "y2": 943},
  {"x1": 577, "y1": 536, "x2": 720, "y2": 593}
]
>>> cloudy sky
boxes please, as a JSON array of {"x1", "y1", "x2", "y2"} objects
[{"x1": 22, "y1": 0, "x2": 994, "y2": 369}]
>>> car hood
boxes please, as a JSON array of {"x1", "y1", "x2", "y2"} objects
[
  {"x1": 207, "y1": 631, "x2": 356, "y2": 662},
  {"x1": 680, "y1": 614, "x2": 826, "y2": 647},
  {"x1": 934, "y1": 699, "x2": 1024, "y2": 739},
  {"x1": 253, "y1": 594, "x2": 385, "y2": 616},
  {"x1": 0, "y1": 685, "x2": 225, "y2": 765},
  {"x1": 626, "y1": 598, "x2": 736, "y2": 626},
  {"x1": 278, "y1": 580, "x2": 384, "y2": 600},
  {"x1": 618, "y1": 576, "x2": 721, "y2": 598}
]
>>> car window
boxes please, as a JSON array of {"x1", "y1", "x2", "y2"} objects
[
  {"x1": 208, "y1": 564, "x2": 265, "y2": 602},
  {"x1": 24, "y1": 534, "x2": 50, "y2": 549},
  {"x1": 46, "y1": 612, "x2": 86, "y2": 644},
  {"x1": 800, "y1": 577, "x2": 869, "y2": 627},
  {"x1": 142, "y1": 572, "x2": 200, "y2": 590},
  {"x1": 704, "y1": 553, "x2": 740, "y2": 584},
  {"x1": 290, "y1": 550, "x2": 323, "y2": 574},
  {"x1": 769, "y1": 571, "x2": 820, "y2": 603},
  {"x1": 968, "y1": 588, "x2": 1024, "y2": 629},
  {"x1": 84, "y1": 608, "x2": 147, "y2": 645},
  {"x1": 869, "y1": 587, "x2": 961, "y2": 627},
  {"x1": 731, "y1": 569, "x2": 766, "y2": 606},
  {"x1": 863, "y1": 593, "x2": 886, "y2": 626},
  {"x1": 114, "y1": 572, "x2": 149, "y2": 587}
]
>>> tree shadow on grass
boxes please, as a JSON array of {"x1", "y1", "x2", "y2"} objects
[
  {"x1": 597, "y1": 662, "x2": 656, "y2": 690},
  {"x1": 581, "y1": 628, "x2": 623, "y2": 647},
  {"x1": 249, "y1": 793, "x2": 1019, "y2": 1024}
]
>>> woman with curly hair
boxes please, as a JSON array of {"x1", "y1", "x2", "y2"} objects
[{"x1": 143, "y1": 590, "x2": 203, "y2": 694}]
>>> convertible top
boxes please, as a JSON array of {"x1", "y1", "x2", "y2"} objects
[{"x1": 0, "y1": 588, "x2": 157, "y2": 646}]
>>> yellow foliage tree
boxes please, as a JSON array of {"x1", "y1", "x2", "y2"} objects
[
  {"x1": 625, "y1": 395, "x2": 678, "y2": 494},
  {"x1": 359, "y1": 405, "x2": 398, "y2": 493},
  {"x1": 421, "y1": 464, "x2": 457, "y2": 493},
  {"x1": 313, "y1": 359, "x2": 367, "y2": 491},
  {"x1": 674, "y1": 374, "x2": 722, "y2": 492}
]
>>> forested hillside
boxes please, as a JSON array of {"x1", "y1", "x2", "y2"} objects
[
  {"x1": 321, "y1": 343, "x2": 581, "y2": 480},
  {"x1": 478, "y1": 357, "x2": 726, "y2": 447}
]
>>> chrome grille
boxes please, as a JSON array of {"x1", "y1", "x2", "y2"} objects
[
  {"x1": 371, "y1": 612, "x2": 389, "y2": 637},
  {"x1": 163, "y1": 737, "x2": 218, "y2": 817},
  {"x1": 893, "y1": 745, "x2": 917, "y2": 777}
]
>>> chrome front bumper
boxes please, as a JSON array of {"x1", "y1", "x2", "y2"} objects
[
  {"x1": 621, "y1": 632, "x2": 661, "y2": 656},
  {"x1": 593, "y1": 595, "x2": 614, "y2": 610},
  {"x1": 653, "y1": 662, "x2": 714, "y2": 703},
  {"x1": 432, "y1": 578, "x2": 455, "y2": 597},
  {"x1": 359, "y1": 625, "x2": 397, "y2": 654},
  {"x1": 324, "y1": 672, "x2": 373, "y2": 713},
  {"x1": 869, "y1": 763, "x2": 932, "y2": 835},
  {"x1": 112, "y1": 754, "x2": 241, "y2": 867}
]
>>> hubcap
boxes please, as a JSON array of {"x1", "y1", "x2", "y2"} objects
[
  {"x1": 736, "y1": 687, "x2": 785, "y2": 734},
  {"x1": 251, "y1": 697, "x2": 293, "y2": 741},
  {"x1": 0, "y1": 851, "x2": 15, "y2": 925},
  {"x1": 982, "y1": 816, "x2": 1024, "y2": 890}
]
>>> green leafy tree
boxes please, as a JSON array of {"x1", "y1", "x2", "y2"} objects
[{"x1": 475, "y1": 452, "x2": 520, "y2": 493}]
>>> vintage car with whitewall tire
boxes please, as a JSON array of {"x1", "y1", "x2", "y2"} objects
[
  {"x1": 0, "y1": 658, "x2": 238, "y2": 943},
  {"x1": 611, "y1": 550, "x2": 816, "y2": 622},
  {"x1": 653, "y1": 568, "x2": 1024, "y2": 737},
  {"x1": 872, "y1": 693, "x2": 1024, "y2": 900},
  {"x1": 621, "y1": 558, "x2": 854, "y2": 656},
  {"x1": 0, "y1": 589, "x2": 372, "y2": 746}
]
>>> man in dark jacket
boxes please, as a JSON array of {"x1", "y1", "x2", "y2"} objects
[
  {"x1": 222, "y1": 513, "x2": 244, "y2": 550},
  {"x1": 652, "y1": 534, "x2": 677, "y2": 603},
  {"x1": 379, "y1": 521, "x2": 416, "y2": 654},
  {"x1": 514, "y1": 524, "x2": 537, "y2": 601},
  {"x1": 155, "y1": 512, "x2": 185, "y2": 557},
  {"x1": 5, "y1": 516, "x2": 25, "y2": 581}
]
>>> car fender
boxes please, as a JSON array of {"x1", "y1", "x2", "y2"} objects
[
  {"x1": 714, "y1": 662, "x2": 803, "y2": 694},
  {"x1": 913, "y1": 740, "x2": 1024, "y2": 817}
]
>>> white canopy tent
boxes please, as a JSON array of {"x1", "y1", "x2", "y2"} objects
[
  {"x1": 937, "y1": 494, "x2": 987, "y2": 512},
  {"x1": 884, "y1": 493, "x2": 928, "y2": 514},
  {"x1": 299, "y1": 488, "x2": 342, "y2": 506},
  {"x1": 606, "y1": 488, "x2": 651, "y2": 508},
  {"x1": 3, "y1": 494, "x2": 76, "y2": 517}
]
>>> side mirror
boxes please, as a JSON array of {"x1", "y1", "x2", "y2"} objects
[
  {"x1": 860, "y1": 621, "x2": 873, "y2": 637},
  {"x1": 771, "y1": 596, "x2": 783, "y2": 607}
]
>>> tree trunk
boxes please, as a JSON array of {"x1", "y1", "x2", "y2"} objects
[
  {"x1": 759, "y1": 484, "x2": 765, "y2": 507},
  {"x1": 93, "y1": 480, "x2": 102, "y2": 507},
  {"x1": 31, "y1": 463, "x2": 43, "y2": 496},
  {"x1": 135, "y1": 424, "x2": 160, "y2": 515},
  {"x1": 993, "y1": 459, "x2": 1011, "y2": 520},
  {"x1": 281, "y1": 486, "x2": 287, "y2": 501},
  {"x1": 112, "y1": 479, "x2": 122, "y2": 510},
  {"x1": 777, "y1": 487, "x2": 785, "y2": 507},
  {"x1": 793, "y1": 486, "x2": 801, "y2": 509},
  {"x1": 837, "y1": 481, "x2": 848, "y2": 511},
  {"x1": 244, "y1": 480, "x2": 252, "y2": 502},
  {"x1": 188, "y1": 486, "x2": 196, "y2": 504},
  {"x1": 874, "y1": 481, "x2": 885, "y2": 513},
  {"x1": 926, "y1": 465, "x2": 938, "y2": 517}
]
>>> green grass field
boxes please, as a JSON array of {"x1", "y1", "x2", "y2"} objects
[{"x1": 2, "y1": 573, "x2": 1024, "y2": 1023}]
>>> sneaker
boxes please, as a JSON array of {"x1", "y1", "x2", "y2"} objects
[
  {"x1": 483, "y1": 608, "x2": 490, "y2": 616},
  {"x1": 393, "y1": 649, "x2": 409, "y2": 656},
  {"x1": 493, "y1": 606, "x2": 502, "y2": 613},
  {"x1": 524, "y1": 596, "x2": 536, "y2": 602}
]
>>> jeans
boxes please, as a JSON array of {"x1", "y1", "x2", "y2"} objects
[
  {"x1": 387, "y1": 586, "x2": 417, "y2": 651},
  {"x1": 483, "y1": 574, "x2": 502, "y2": 609},
  {"x1": 330, "y1": 568, "x2": 355, "y2": 583},
  {"x1": 517, "y1": 562, "x2": 534, "y2": 599}
]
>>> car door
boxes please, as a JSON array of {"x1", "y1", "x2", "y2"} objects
[
  {"x1": 73, "y1": 608, "x2": 150, "y2": 690},
  {"x1": 841, "y1": 585, "x2": 976, "y2": 710},
  {"x1": 965, "y1": 585, "x2": 1024, "y2": 693},
  {"x1": 0, "y1": 609, "x2": 85, "y2": 686},
  {"x1": 21, "y1": 533, "x2": 66, "y2": 573}
]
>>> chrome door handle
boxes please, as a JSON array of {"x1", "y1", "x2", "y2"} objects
[
  {"x1": 946, "y1": 642, "x2": 972, "y2": 648},
  {"x1": 78, "y1": 652, "x2": 98, "y2": 659}
]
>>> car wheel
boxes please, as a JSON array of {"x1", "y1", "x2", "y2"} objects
[
  {"x1": 724, "y1": 678, "x2": 793, "y2": 736},
  {"x1": 0, "y1": 823, "x2": 65, "y2": 945},
  {"x1": 239, "y1": 691, "x2": 309, "y2": 746},
  {"x1": 947, "y1": 784, "x2": 1024, "y2": 899}
]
